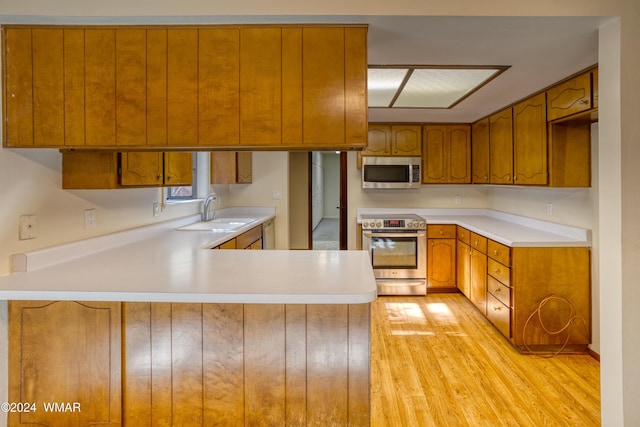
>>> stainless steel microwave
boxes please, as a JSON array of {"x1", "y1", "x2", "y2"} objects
[{"x1": 361, "y1": 157, "x2": 421, "y2": 189}]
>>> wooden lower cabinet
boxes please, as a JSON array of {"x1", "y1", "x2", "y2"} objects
[
  {"x1": 427, "y1": 225, "x2": 457, "y2": 290},
  {"x1": 213, "y1": 224, "x2": 263, "y2": 250},
  {"x1": 8, "y1": 301, "x2": 122, "y2": 427},
  {"x1": 469, "y1": 248, "x2": 488, "y2": 314},
  {"x1": 9, "y1": 301, "x2": 371, "y2": 426}
]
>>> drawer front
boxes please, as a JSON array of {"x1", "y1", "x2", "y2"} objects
[
  {"x1": 236, "y1": 224, "x2": 263, "y2": 249},
  {"x1": 487, "y1": 293, "x2": 511, "y2": 338},
  {"x1": 487, "y1": 275, "x2": 511, "y2": 307},
  {"x1": 215, "y1": 239, "x2": 237, "y2": 249},
  {"x1": 487, "y1": 258, "x2": 510, "y2": 287},
  {"x1": 488, "y1": 240, "x2": 511, "y2": 265},
  {"x1": 428, "y1": 224, "x2": 456, "y2": 239},
  {"x1": 470, "y1": 232, "x2": 487, "y2": 254},
  {"x1": 456, "y1": 226, "x2": 471, "y2": 245}
]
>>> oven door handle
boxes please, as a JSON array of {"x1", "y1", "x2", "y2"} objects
[{"x1": 362, "y1": 231, "x2": 426, "y2": 239}]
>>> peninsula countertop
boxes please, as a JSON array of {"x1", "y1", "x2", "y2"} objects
[{"x1": 0, "y1": 207, "x2": 377, "y2": 304}]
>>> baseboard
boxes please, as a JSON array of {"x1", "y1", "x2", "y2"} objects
[{"x1": 588, "y1": 347, "x2": 601, "y2": 361}]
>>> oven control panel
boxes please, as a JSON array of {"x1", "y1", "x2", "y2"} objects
[{"x1": 361, "y1": 216, "x2": 426, "y2": 230}]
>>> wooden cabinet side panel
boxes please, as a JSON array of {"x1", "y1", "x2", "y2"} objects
[
  {"x1": 9, "y1": 301, "x2": 121, "y2": 427},
  {"x1": 167, "y1": 29, "x2": 198, "y2": 146},
  {"x1": 3, "y1": 28, "x2": 34, "y2": 147},
  {"x1": 471, "y1": 118, "x2": 490, "y2": 183},
  {"x1": 513, "y1": 93, "x2": 548, "y2": 185},
  {"x1": 470, "y1": 251, "x2": 488, "y2": 314},
  {"x1": 115, "y1": 29, "x2": 147, "y2": 147},
  {"x1": 548, "y1": 120, "x2": 591, "y2": 187},
  {"x1": 62, "y1": 151, "x2": 119, "y2": 189},
  {"x1": 32, "y1": 29, "x2": 64, "y2": 147},
  {"x1": 85, "y1": 29, "x2": 116, "y2": 147},
  {"x1": 348, "y1": 303, "x2": 371, "y2": 426},
  {"x1": 240, "y1": 27, "x2": 282, "y2": 146},
  {"x1": 511, "y1": 247, "x2": 591, "y2": 347},
  {"x1": 199, "y1": 28, "x2": 240, "y2": 146},
  {"x1": 302, "y1": 28, "x2": 346, "y2": 146},
  {"x1": 489, "y1": 109, "x2": 513, "y2": 184},
  {"x1": 285, "y1": 305, "x2": 307, "y2": 424}
]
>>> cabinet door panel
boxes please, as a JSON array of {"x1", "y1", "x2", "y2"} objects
[
  {"x1": 85, "y1": 29, "x2": 116, "y2": 146},
  {"x1": 472, "y1": 118, "x2": 490, "y2": 183},
  {"x1": 199, "y1": 28, "x2": 240, "y2": 146},
  {"x1": 448, "y1": 125, "x2": 471, "y2": 183},
  {"x1": 547, "y1": 72, "x2": 592, "y2": 121},
  {"x1": 167, "y1": 29, "x2": 198, "y2": 146},
  {"x1": 423, "y1": 126, "x2": 446, "y2": 183},
  {"x1": 427, "y1": 238, "x2": 456, "y2": 288},
  {"x1": 116, "y1": 29, "x2": 147, "y2": 146},
  {"x1": 240, "y1": 28, "x2": 282, "y2": 145},
  {"x1": 4, "y1": 28, "x2": 34, "y2": 147},
  {"x1": 164, "y1": 152, "x2": 193, "y2": 185},
  {"x1": 391, "y1": 125, "x2": 422, "y2": 156},
  {"x1": 64, "y1": 29, "x2": 86, "y2": 146},
  {"x1": 365, "y1": 125, "x2": 392, "y2": 155},
  {"x1": 489, "y1": 108, "x2": 513, "y2": 184},
  {"x1": 121, "y1": 152, "x2": 163, "y2": 186},
  {"x1": 303, "y1": 28, "x2": 346, "y2": 146},
  {"x1": 32, "y1": 29, "x2": 64, "y2": 146},
  {"x1": 470, "y1": 250, "x2": 487, "y2": 314},
  {"x1": 282, "y1": 28, "x2": 303, "y2": 145},
  {"x1": 513, "y1": 93, "x2": 547, "y2": 185},
  {"x1": 344, "y1": 27, "x2": 368, "y2": 147},
  {"x1": 457, "y1": 241, "x2": 471, "y2": 297},
  {"x1": 9, "y1": 301, "x2": 121, "y2": 427},
  {"x1": 147, "y1": 29, "x2": 168, "y2": 146}
]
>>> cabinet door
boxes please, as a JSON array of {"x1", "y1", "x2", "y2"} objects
[
  {"x1": 116, "y1": 29, "x2": 147, "y2": 147},
  {"x1": 391, "y1": 125, "x2": 422, "y2": 156},
  {"x1": 456, "y1": 241, "x2": 471, "y2": 298},
  {"x1": 121, "y1": 152, "x2": 164, "y2": 186},
  {"x1": 471, "y1": 118, "x2": 490, "y2": 183},
  {"x1": 470, "y1": 250, "x2": 487, "y2": 314},
  {"x1": 199, "y1": 28, "x2": 240, "y2": 146},
  {"x1": 167, "y1": 29, "x2": 198, "y2": 147},
  {"x1": 4, "y1": 28, "x2": 34, "y2": 147},
  {"x1": 364, "y1": 125, "x2": 392, "y2": 156},
  {"x1": 427, "y1": 238, "x2": 457, "y2": 289},
  {"x1": 165, "y1": 152, "x2": 193, "y2": 185},
  {"x1": 513, "y1": 93, "x2": 548, "y2": 185},
  {"x1": 9, "y1": 301, "x2": 121, "y2": 426},
  {"x1": 448, "y1": 125, "x2": 471, "y2": 183},
  {"x1": 489, "y1": 108, "x2": 513, "y2": 184},
  {"x1": 546, "y1": 71, "x2": 592, "y2": 121},
  {"x1": 422, "y1": 126, "x2": 447, "y2": 183}
]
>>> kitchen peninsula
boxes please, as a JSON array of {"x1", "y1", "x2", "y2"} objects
[{"x1": 0, "y1": 211, "x2": 376, "y2": 426}]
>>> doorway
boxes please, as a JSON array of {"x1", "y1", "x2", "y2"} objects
[{"x1": 309, "y1": 152, "x2": 347, "y2": 250}]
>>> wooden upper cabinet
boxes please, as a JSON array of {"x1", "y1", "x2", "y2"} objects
[
  {"x1": 211, "y1": 152, "x2": 253, "y2": 184},
  {"x1": 489, "y1": 108, "x2": 513, "y2": 184},
  {"x1": 546, "y1": 71, "x2": 593, "y2": 121},
  {"x1": 2, "y1": 25, "x2": 367, "y2": 150},
  {"x1": 513, "y1": 93, "x2": 548, "y2": 185},
  {"x1": 121, "y1": 152, "x2": 164, "y2": 186},
  {"x1": 422, "y1": 125, "x2": 470, "y2": 184},
  {"x1": 164, "y1": 152, "x2": 193, "y2": 185},
  {"x1": 471, "y1": 118, "x2": 490, "y2": 184},
  {"x1": 363, "y1": 125, "x2": 392, "y2": 156}
]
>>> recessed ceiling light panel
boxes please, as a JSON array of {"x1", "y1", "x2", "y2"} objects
[{"x1": 368, "y1": 66, "x2": 508, "y2": 109}]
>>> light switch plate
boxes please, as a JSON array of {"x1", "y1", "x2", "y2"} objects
[
  {"x1": 85, "y1": 209, "x2": 96, "y2": 229},
  {"x1": 19, "y1": 215, "x2": 36, "y2": 240}
]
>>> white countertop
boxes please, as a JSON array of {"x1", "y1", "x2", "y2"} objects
[
  {"x1": 0, "y1": 207, "x2": 377, "y2": 304},
  {"x1": 357, "y1": 208, "x2": 591, "y2": 247}
]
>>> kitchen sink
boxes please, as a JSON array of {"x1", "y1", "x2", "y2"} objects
[{"x1": 177, "y1": 217, "x2": 258, "y2": 232}]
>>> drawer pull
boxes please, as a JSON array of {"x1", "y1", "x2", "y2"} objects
[
  {"x1": 440, "y1": 229, "x2": 444, "y2": 235},
  {"x1": 493, "y1": 249, "x2": 498, "y2": 255},
  {"x1": 494, "y1": 268, "x2": 500, "y2": 273},
  {"x1": 494, "y1": 287, "x2": 501, "y2": 293},
  {"x1": 474, "y1": 240, "x2": 478, "y2": 245},
  {"x1": 493, "y1": 306, "x2": 502, "y2": 311}
]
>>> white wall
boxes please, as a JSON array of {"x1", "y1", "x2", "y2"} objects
[
  {"x1": 311, "y1": 152, "x2": 323, "y2": 228},
  {"x1": 322, "y1": 153, "x2": 341, "y2": 219}
]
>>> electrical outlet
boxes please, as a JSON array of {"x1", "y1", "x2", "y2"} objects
[
  {"x1": 153, "y1": 202, "x2": 161, "y2": 217},
  {"x1": 546, "y1": 202, "x2": 553, "y2": 216},
  {"x1": 85, "y1": 209, "x2": 96, "y2": 229},
  {"x1": 19, "y1": 215, "x2": 37, "y2": 240},
  {"x1": 455, "y1": 195, "x2": 461, "y2": 204},
  {"x1": 272, "y1": 190, "x2": 281, "y2": 200}
]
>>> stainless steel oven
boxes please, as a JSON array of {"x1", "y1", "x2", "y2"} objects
[{"x1": 361, "y1": 214, "x2": 427, "y2": 295}]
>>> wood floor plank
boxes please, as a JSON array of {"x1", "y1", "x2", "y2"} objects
[{"x1": 371, "y1": 294, "x2": 600, "y2": 426}]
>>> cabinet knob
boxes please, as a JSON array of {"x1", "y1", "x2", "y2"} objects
[
  {"x1": 580, "y1": 99, "x2": 589, "y2": 105},
  {"x1": 494, "y1": 286, "x2": 501, "y2": 292},
  {"x1": 494, "y1": 268, "x2": 500, "y2": 274},
  {"x1": 439, "y1": 229, "x2": 444, "y2": 235},
  {"x1": 493, "y1": 249, "x2": 498, "y2": 255}
]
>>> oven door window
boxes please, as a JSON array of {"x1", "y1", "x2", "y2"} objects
[{"x1": 370, "y1": 236, "x2": 418, "y2": 269}]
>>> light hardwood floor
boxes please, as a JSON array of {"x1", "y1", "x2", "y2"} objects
[{"x1": 371, "y1": 294, "x2": 600, "y2": 426}]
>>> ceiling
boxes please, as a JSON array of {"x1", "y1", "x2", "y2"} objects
[{"x1": 5, "y1": 14, "x2": 609, "y2": 124}]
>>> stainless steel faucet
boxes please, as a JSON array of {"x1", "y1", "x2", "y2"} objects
[{"x1": 203, "y1": 193, "x2": 217, "y2": 221}]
